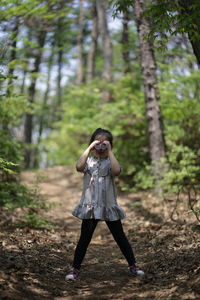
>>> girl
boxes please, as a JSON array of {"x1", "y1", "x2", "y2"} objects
[{"x1": 65, "y1": 128, "x2": 144, "y2": 280}]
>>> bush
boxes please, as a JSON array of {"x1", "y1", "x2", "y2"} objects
[
  {"x1": 160, "y1": 142, "x2": 200, "y2": 223},
  {"x1": 0, "y1": 78, "x2": 53, "y2": 228}
]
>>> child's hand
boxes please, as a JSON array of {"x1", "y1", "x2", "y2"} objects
[
  {"x1": 103, "y1": 140, "x2": 112, "y2": 152},
  {"x1": 88, "y1": 140, "x2": 100, "y2": 152}
]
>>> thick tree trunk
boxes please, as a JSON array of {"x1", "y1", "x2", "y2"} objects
[
  {"x1": 178, "y1": 0, "x2": 200, "y2": 67},
  {"x1": 134, "y1": 0, "x2": 166, "y2": 194},
  {"x1": 76, "y1": 0, "x2": 84, "y2": 86},
  {"x1": 24, "y1": 30, "x2": 46, "y2": 168},
  {"x1": 122, "y1": 9, "x2": 131, "y2": 74},
  {"x1": 96, "y1": 0, "x2": 113, "y2": 101},
  {"x1": 86, "y1": 2, "x2": 98, "y2": 83}
]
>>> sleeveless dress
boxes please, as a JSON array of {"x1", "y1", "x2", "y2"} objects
[{"x1": 72, "y1": 156, "x2": 126, "y2": 221}]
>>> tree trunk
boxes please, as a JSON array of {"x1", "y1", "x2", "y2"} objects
[
  {"x1": 20, "y1": 28, "x2": 32, "y2": 94},
  {"x1": 20, "y1": 69, "x2": 27, "y2": 94},
  {"x1": 122, "y1": 9, "x2": 131, "y2": 74},
  {"x1": 7, "y1": 19, "x2": 19, "y2": 95},
  {"x1": 56, "y1": 15, "x2": 65, "y2": 106},
  {"x1": 178, "y1": 0, "x2": 200, "y2": 67},
  {"x1": 76, "y1": 0, "x2": 85, "y2": 86},
  {"x1": 134, "y1": 0, "x2": 166, "y2": 195},
  {"x1": 33, "y1": 45, "x2": 54, "y2": 168},
  {"x1": 57, "y1": 46, "x2": 63, "y2": 105},
  {"x1": 24, "y1": 30, "x2": 46, "y2": 168},
  {"x1": 96, "y1": 0, "x2": 113, "y2": 101},
  {"x1": 86, "y1": 2, "x2": 98, "y2": 83}
]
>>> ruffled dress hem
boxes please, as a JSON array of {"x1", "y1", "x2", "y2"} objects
[{"x1": 72, "y1": 204, "x2": 126, "y2": 221}]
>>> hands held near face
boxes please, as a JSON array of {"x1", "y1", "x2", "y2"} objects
[{"x1": 88, "y1": 140, "x2": 112, "y2": 153}]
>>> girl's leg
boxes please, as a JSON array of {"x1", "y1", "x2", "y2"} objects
[
  {"x1": 105, "y1": 219, "x2": 136, "y2": 266},
  {"x1": 72, "y1": 219, "x2": 99, "y2": 270}
]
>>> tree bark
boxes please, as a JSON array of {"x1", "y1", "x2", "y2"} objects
[
  {"x1": 96, "y1": 0, "x2": 113, "y2": 101},
  {"x1": 20, "y1": 69, "x2": 27, "y2": 94},
  {"x1": 134, "y1": 0, "x2": 166, "y2": 194},
  {"x1": 76, "y1": 0, "x2": 85, "y2": 86},
  {"x1": 121, "y1": 9, "x2": 131, "y2": 74},
  {"x1": 86, "y1": 2, "x2": 98, "y2": 83},
  {"x1": 24, "y1": 30, "x2": 46, "y2": 168},
  {"x1": 20, "y1": 28, "x2": 32, "y2": 94},
  {"x1": 57, "y1": 45, "x2": 63, "y2": 105},
  {"x1": 56, "y1": 16, "x2": 64, "y2": 106},
  {"x1": 33, "y1": 45, "x2": 54, "y2": 168},
  {"x1": 7, "y1": 19, "x2": 19, "y2": 95}
]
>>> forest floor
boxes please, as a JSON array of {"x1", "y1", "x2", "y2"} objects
[{"x1": 0, "y1": 165, "x2": 200, "y2": 300}]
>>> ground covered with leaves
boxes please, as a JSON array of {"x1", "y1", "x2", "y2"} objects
[{"x1": 0, "y1": 166, "x2": 200, "y2": 300}]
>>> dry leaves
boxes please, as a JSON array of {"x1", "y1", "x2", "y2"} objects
[{"x1": 0, "y1": 166, "x2": 200, "y2": 300}]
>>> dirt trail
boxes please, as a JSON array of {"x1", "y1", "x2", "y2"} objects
[{"x1": 0, "y1": 166, "x2": 200, "y2": 300}]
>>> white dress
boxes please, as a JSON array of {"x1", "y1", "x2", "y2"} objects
[{"x1": 72, "y1": 156, "x2": 126, "y2": 221}]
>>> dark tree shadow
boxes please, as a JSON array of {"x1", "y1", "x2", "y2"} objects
[
  {"x1": 124, "y1": 195, "x2": 164, "y2": 224},
  {"x1": 1, "y1": 216, "x2": 200, "y2": 300}
]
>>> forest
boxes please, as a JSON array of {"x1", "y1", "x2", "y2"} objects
[{"x1": 0, "y1": 0, "x2": 200, "y2": 299}]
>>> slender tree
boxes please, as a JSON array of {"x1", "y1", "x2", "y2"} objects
[
  {"x1": 134, "y1": 0, "x2": 166, "y2": 194},
  {"x1": 121, "y1": 8, "x2": 131, "y2": 73},
  {"x1": 96, "y1": 0, "x2": 113, "y2": 101},
  {"x1": 76, "y1": 0, "x2": 85, "y2": 86},
  {"x1": 56, "y1": 22, "x2": 64, "y2": 106},
  {"x1": 55, "y1": 0, "x2": 68, "y2": 105},
  {"x1": 20, "y1": 28, "x2": 33, "y2": 94},
  {"x1": 24, "y1": 29, "x2": 46, "y2": 168},
  {"x1": 33, "y1": 44, "x2": 55, "y2": 168},
  {"x1": 20, "y1": 69, "x2": 27, "y2": 94},
  {"x1": 6, "y1": 18, "x2": 19, "y2": 95},
  {"x1": 86, "y1": 2, "x2": 98, "y2": 83}
]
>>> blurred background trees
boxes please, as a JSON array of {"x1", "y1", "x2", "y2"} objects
[{"x1": 1, "y1": 0, "x2": 200, "y2": 202}]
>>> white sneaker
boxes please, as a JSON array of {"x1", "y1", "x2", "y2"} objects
[
  {"x1": 129, "y1": 265, "x2": 144, "y2": 276},
  {"x1": 65, "y1": 268, "x2": 80, "y2": 280}
]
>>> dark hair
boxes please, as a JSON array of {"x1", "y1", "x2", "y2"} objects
[{"x1": 89, "y1": 128, "x2": 113, "y2": 147}]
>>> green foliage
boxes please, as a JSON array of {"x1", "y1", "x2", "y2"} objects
[
  {"x1": 159, "y1": 60, "x2": 200, "y2": 150},
  {"x1": 0, "y1": 73, "x2": 53, "y2": 228},
  {"x1": 143, "y1": 0, "x2": 200, "y2": 49},
  {"x1": 0, "y1": 0, "x2": 70, "y2": 20},
  {"x1": 0, "y1": 92, "x2": 31, "y2": 166},
  {"x1": 160, "y1": 143, "x2": 200, "y2": 222},
  {"x1": 155, "y1": 59, "x2": 200, "y2": 221},
  {"x1": 0, "y1": 181, "x2": 41, "y2": 210},
  {"x1": 0, "y1": 157, "x2": 18, "y2": 177},
  {"x1": 109, "y1": 0, "x2": 133, "y2": 16},
  {"x1": 161, "y1": 143, "x2": 200, "y2": 194},
  {"x1": 134, "y1": 163, "x2": 154, "y2": 191},
  {"x1": 18, "y1": 213, "x2": 53, "y2": 229},
  {"x1": 0, "y1": 175, "x2": 54, "y2": 228}
]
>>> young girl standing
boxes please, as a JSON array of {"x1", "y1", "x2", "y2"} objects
[{"x1": 65, "y1": 128, "x2": 144, "y2": 280}]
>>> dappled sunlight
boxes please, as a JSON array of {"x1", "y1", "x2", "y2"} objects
[{"x1": 1, "y1": 166, "x2": 200, "y2": 299}]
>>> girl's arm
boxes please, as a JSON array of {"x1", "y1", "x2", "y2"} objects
[
  {"x1": 76, "y1": 140, "x2": 100, "y2": 172},
  {"x1": 104, "y1": 141, "x2": 121, "y2": 176},
  {"x1": 108, "y1": 150, "x2": 121, "y2": 176}
]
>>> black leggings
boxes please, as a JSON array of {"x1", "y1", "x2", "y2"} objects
[{"x1": 72, "y1": 219, "x2": 136, "y2": 270}]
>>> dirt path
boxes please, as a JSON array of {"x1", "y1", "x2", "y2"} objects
[{"x1": 0, "y1": 166, "x2": 200, "y2": 300}]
